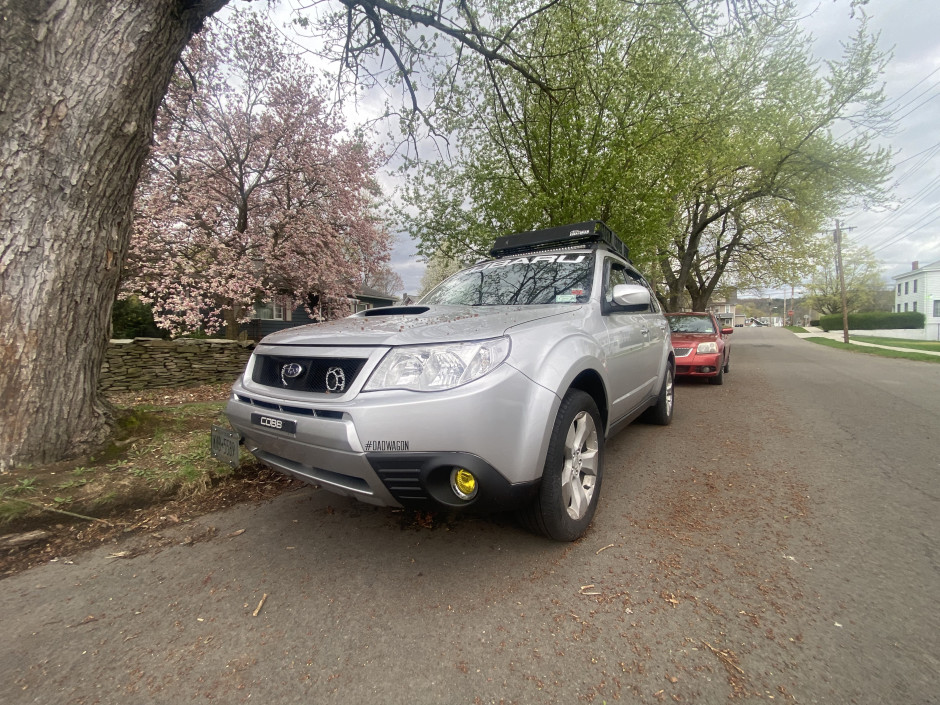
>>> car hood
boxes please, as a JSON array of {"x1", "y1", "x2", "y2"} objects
[{"x1": 258, "y1": 304, "x2": 581, "y2": 347}]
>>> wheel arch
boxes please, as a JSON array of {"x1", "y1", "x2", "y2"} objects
[{"x1": 567, "y1": 368, "x2": 609, "y2": 431}]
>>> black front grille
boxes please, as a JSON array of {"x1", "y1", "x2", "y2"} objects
[{"x1": 253, "y1": 355, "x2": 367, "y2": 394}]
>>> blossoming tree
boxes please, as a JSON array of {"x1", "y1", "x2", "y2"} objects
[{"x1": 124, "y1": 11, "x2": 391, "y2": 338}]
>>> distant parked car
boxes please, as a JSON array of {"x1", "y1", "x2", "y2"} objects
[{"x1": 665, "y1": 312, "x2": 732, "y2": 385}]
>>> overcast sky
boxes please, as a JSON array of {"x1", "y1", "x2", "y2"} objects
[
  {"x1": 265, "y1": 0, "x2": 940, "y2": 296},
  {"x1": 387, "y1": 0, "x2": 940, "y2": 296},
  {"x1": 794, "y1": 0, "x2": 940, "y2": 289}
]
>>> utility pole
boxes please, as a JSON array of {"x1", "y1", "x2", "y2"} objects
[
  {"x1": 834, "y1": 220, "x2": 850, "y2": 344},
  {"x1": 790, "y1": 284, "x2": 795, "y2": 326}
]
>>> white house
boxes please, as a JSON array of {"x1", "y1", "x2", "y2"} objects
[
  {"x1": 893, "y1": 259, "x2": 940, "y2": 340},
  {"x1": 706, "y1": 298, "x2": 746, "y2": 328}
]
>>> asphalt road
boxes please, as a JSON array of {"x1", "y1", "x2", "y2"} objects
[{"x1": 1, "y1": 327, "x2": 937, "y2": 704}]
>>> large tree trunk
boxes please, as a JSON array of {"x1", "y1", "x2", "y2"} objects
[{"x1": 0, "y1": 0, "x2": 227, "y2": 471}]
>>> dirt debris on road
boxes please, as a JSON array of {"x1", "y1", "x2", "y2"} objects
[{"x1": 2, "y1": 329, "x2": 936, "y2": 705}]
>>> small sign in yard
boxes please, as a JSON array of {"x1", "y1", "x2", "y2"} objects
[{"x1": 211, "y1": 425, "x2": 241, "y2": 468}]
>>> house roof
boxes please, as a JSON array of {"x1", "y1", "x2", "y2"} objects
[
  {"x1": 357, "y1": 286, "x2": 397, "y2": 303},
  {"x1": 892, "y1": 259, "x2": 940, "y2": 279}
]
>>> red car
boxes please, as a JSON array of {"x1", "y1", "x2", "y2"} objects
[{"x1": 665, "y1": 312, "x2": 732, "y2": 385}]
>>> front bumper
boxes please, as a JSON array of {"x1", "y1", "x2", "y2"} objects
[
  {"x1": 674, "y1": 352, "x2": 722, "y2": 377},
  {"x1": 225, "y1": 362, "x2": 558, "y2": 511}
]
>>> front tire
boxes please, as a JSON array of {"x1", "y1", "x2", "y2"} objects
[
  {"x1": 521, "y1": 390, "x2": 604, "y2": 541},
  {"x1": 709, "y1": 364, "x2": 724, "y2": 385}
]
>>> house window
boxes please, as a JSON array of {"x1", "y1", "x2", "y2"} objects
[
  {"x1": 897, "y1": 304, "x2": 901, "y2": 312},
  {"x1": 904, "y1": 303, "x2": 908, "y2": 312},
  {"x1": 913, "y1": 279, "x2": 918, "y2": 293},
  {"x1": 913, "y1": 301, "x2": 917, "y2": 312},
  {"x1": 254, "y1": 302, "x2": 285, "y2": 320},
  {"x1": 934, "y1": 300, "x2": 940, "y2": 317},
  {"x1": 897, "y1": 283, "x2": 902, "y2": 294},
  {"x1": 904, "y1": 281, "x2": 909, "y2": 294},
  {"x1": 354, "y1": 301, "x2": 372, "y2": 313}
]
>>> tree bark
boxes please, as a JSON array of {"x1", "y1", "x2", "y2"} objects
[{"x1": 0, "y1": 0, "x2": 227, "y2": 470}]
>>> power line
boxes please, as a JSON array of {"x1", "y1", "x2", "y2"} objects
[
  {"x1": 855, "y1": 173, "x2": 940, "y2": 245},
  {"x1": 881, "y1": 65, "x2": 940, "y2": 112},
  {"x1": 832, "y1": 74, "x2": 940, "y2": 145},
  {"x1": 870, "y1": 206, "x2": 940, "y2": 253},
  {"x1": 894, "y1": 90, "x2": 940, "y2": 124},
  {"x1": 894, "y1": 139, "x2": 940, "y2": 167},
  {"x1": 835, "y1": 62, "x2": 940, "y2": 258}
]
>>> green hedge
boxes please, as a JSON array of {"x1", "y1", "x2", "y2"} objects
[
  {"x1": 112, "y1": 297, "x2": 167, "y2": 339},
  {"x1": 819, "y1": 311, "x2": 925, "y2": 331}
]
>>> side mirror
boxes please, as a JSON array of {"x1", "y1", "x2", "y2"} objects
[
  {"x1": 722, "y1": 327, "x2": 733, "y2": 335},
  {"x1": 611, "y1": 284, "x2": 651, "y2": 307}
]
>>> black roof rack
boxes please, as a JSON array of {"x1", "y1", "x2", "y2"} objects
[{"x1": 489, "y1": 220, "x2": 630, "y2": 261}]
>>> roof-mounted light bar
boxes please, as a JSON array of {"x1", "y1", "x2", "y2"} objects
[{"x1": 489, "y1": 220, "x2": 630, "y2": 261}]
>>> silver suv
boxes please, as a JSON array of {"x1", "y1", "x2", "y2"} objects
[{"x1": 223, "y1": 221, "x2": 675, "y2": 540}]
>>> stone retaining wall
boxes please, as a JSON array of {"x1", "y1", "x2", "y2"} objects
[{"x1": 101, "y1": 338, "x2": 254, "y2": 391}]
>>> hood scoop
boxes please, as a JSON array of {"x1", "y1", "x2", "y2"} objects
[{"x1": 360, "y1": 306, "x2": 430, "y2": 317}]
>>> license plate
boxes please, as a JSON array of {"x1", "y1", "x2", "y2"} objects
[
  {"x1": 210, "y1": 425, "x2": 241, "y2": 468},
  {"x1": 250, "y1": 413, "x2": 297, "y2": 435}
]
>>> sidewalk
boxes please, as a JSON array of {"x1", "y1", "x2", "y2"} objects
[{"x1": 792, "y1": 327, "x2": 940, "y2": 357}]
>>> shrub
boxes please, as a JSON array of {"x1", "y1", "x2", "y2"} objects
[
  {"x1": 819, "y1": 311, "x2": 925, "y2": 331},
  {"x1": 112, "y1": 297, "x2": 167, "y2": 339}
]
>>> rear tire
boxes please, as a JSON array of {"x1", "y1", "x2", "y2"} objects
[{"x1": 521, "y1": 390, "x2": 603, "y2": 541}]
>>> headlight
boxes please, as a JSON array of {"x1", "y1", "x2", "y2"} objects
[
  {"x1": 696, "y1": 342, "x2": 718, "y2": 354},
  {"x1": 364, "y1": 337, "x2": 511, "y2": 392}
]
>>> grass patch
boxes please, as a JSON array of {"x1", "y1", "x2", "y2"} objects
[
  {"x1": 786, "y1": 326, "x2": 809, "y2": 334},
  {"x1": 805, "y1": 337, "x2": 940, "y2": 363},
  {"x1": 849, "y1": 335, "x2": 940, "y2": 353},
  {"x1": 0, "y1": 500, "x2": 32, "y2": 524},
  {"x1": 10, "y1": 478, "x2": 38, "y2": 494},
  {"x1": 0, "y1": 386, "x2": 263, "y2": 530},
  {"x1": 108, "y1": 405, "x2": 242, "y2": 495},
  {"x1": 0, "y1": 383, "x2": 303, "y2": 578}
]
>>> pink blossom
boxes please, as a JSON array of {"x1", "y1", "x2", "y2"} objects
[{"x1": 124, "y1": 10, "x2": 391, "y2": 337}]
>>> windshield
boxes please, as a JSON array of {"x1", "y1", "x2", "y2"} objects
[
  {"x1": 668, "y1": 315, "x2": 716, "y2": 334},
  {"x1": 421, "y1": 253, "x2": 595, "y2": 306}
]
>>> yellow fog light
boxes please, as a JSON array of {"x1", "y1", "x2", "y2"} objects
[{"x1": 451, "y1": 468, "x2": 478, "y2": 500}]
